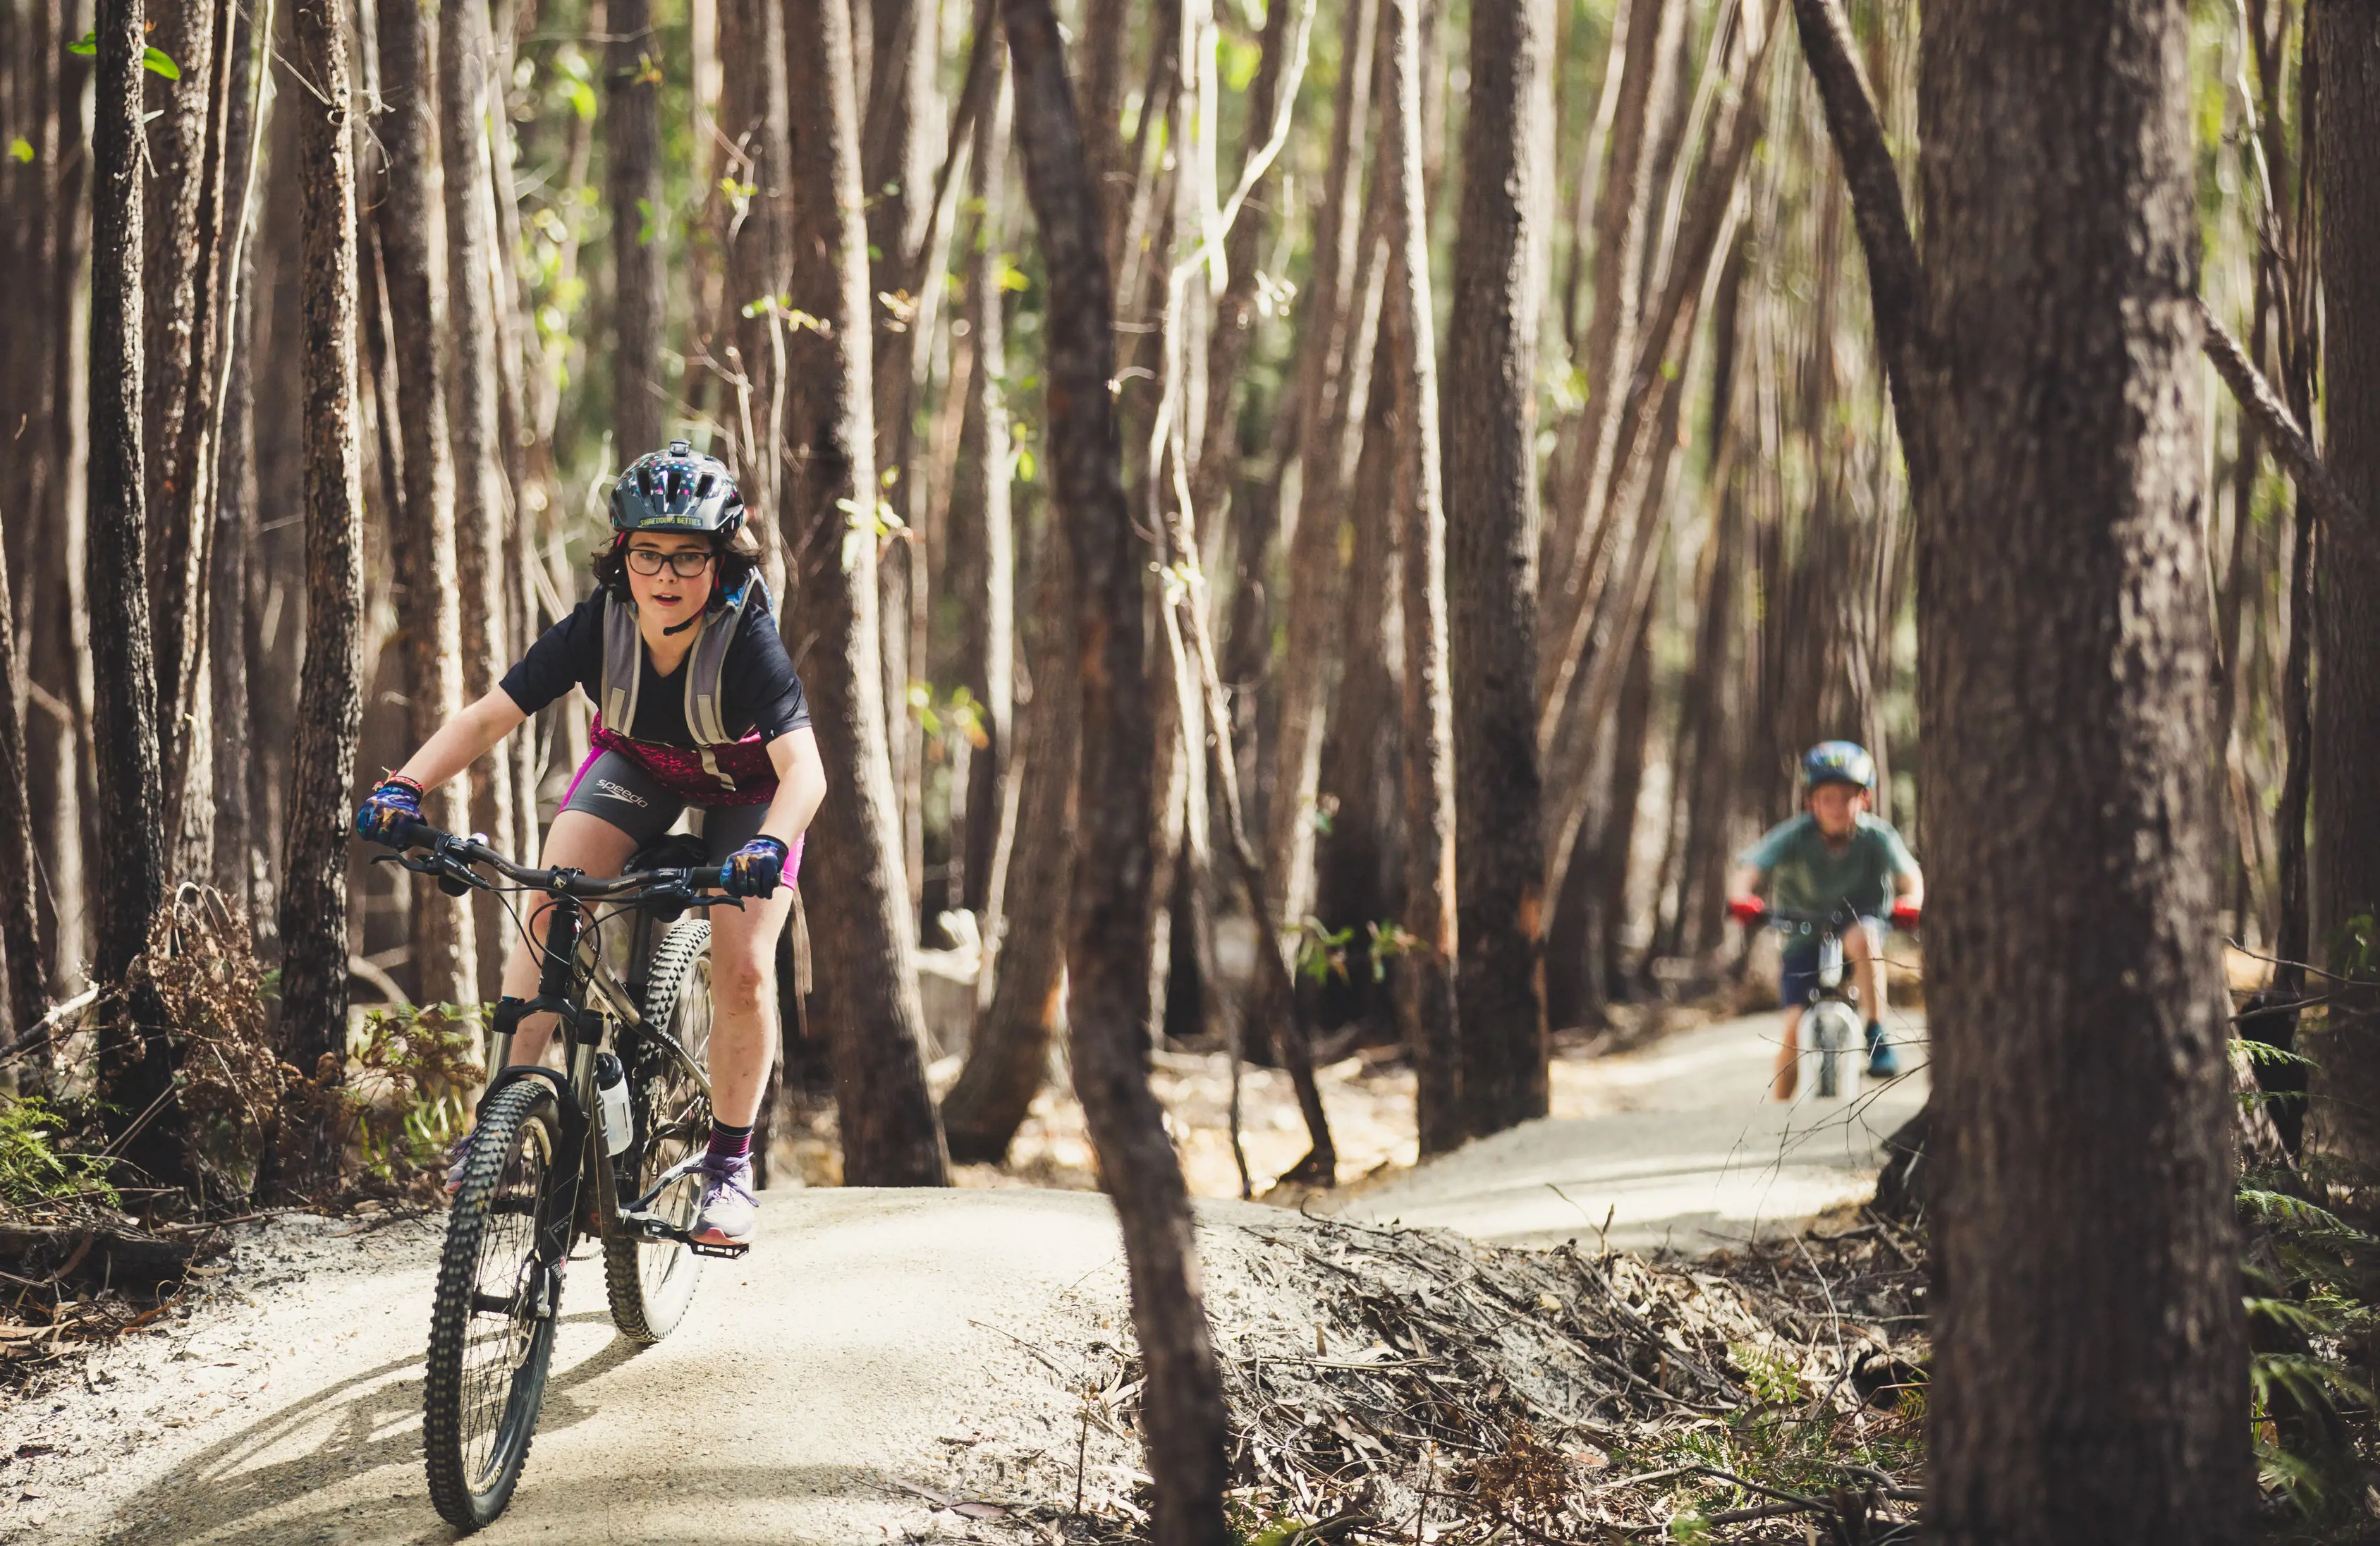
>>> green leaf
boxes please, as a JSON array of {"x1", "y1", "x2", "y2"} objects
[
  {"x1": 142, "y1": 45, "x2": 180, "y2": 80},
  {"x1": 563, "y1": 78, "x2": 597, "y2": 121},
  {"x1": 68, "y1": 31, "x2": 96, "y2": 55},
  {"x1": 7, "y1": 138, "x2": 31, "y2": 164}
]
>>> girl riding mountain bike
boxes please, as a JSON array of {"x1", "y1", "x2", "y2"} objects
[{"x1": 355, "y1": 442, "x2": 826, "y2": 1249}]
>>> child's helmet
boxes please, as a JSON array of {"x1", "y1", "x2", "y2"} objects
[
  {"x1": 610, "y1": 440, "x2": 744, "y2": 538},
  {"x1": 1802, "y1": 741, "x2": 1876, "y2": 791}
]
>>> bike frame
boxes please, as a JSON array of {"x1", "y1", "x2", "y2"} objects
[{"x1": 386, "y1": 826, "x2": 734, "y2": 1260}]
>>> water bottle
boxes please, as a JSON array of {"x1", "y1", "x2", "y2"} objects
[{"x1": 594, "y1": 1053, "x2": 635, "y2": 1157}]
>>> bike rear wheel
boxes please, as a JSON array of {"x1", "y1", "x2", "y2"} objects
[
  {"x1": 603, "y1": 918, "x2": 714, "y2": 1342},
  {"x1": 425, "y1": 1078, "x2": 567, "y2": 1530}
]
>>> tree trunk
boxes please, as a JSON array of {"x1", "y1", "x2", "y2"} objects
[
  {"x1": 1260, "y1": 0, "x2": 1377, "y2": 931},
  {"x1": 374, "y1": 0, "x2": 476, "y2": 1006},
  {"x1": 443, "y1": 0, "x2": 516, "y2": 997},
  {"x1": 89, "y1": 0, "x2": 188, "y2": 1188},
  {"x1": 1381, "y1": 0, "x2": 1460, "y2": 1159},
  {"x1": 277, "y1": 0, "x2": 367, "y2": 1198},
  {"x1": 1447, "y1": 0, "x2": 1553, "y2": 1138},
  {"x1": 862, "y1": 0, "x2": 941, "y2": 920},
  {"x1": 141, "y1": 0, "x2": 229, "y2": 777},
  {"x1": 0, "y1": 535, "x2": 46, "y2": 1045},
  {"x1": 941, "y1": 518, "x2": 1075, "y2": 1164},
  {"x1": 2306, "y1": 0, "x2": 2380, "y2": 1171},
  {"x1": 1003, "y1": 0, "x2": 1233, "y2": 1535},
  {"x1": 956, "y1": 67, "x2": 1015, "y2": 918},
  {"x1": 1915, "y1": 0, "x2": 2250, "y2": 1536},
  {"x1": 783, "y1": 0, "x2": 948, "y2": 1187},
  {"x1": 716, "y1": 0, "x2": 792, "y2": 559},
  {"x1": 609, "y1": 0, "x2": 667, "y2": 454}
]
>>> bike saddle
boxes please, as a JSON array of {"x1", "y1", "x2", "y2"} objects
[{"x1": 625, "y1": 833, "x2": 709, "y2": 873}]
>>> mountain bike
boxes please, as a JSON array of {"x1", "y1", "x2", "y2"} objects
[
  {"x1": 1756, "y1": 901, "x2": 1873, "y2": 1100},
  {"x1": 374, "y1": 820, "x2": 746, "y2": 1531}
]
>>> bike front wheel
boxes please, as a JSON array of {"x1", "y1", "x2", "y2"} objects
[
  {"x1": 425, "y1": 1078, "x2": 566, "y2": 1531},
  {"x1": 604, "y1": 918, "x2": 714, "y2": 1343},
  {"x1": 1810, "y1": 1002, "x2": 1858, "y2": 1100}
]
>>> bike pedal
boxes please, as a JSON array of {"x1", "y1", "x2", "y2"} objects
[{"x1": 688, "y1": 1240, "x2": 749, "y2": 1260}]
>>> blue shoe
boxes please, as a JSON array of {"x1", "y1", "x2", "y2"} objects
[{"x1": 1865, "y1": 1023, "x2": 1900, "y2": 1078}]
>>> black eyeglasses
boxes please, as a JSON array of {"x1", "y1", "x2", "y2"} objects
[{"x1": 625, "y1": 547, "x2": 716, "y2": 578}]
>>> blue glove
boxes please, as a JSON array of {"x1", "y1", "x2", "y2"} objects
[
  {"x1": 356, "y1": 777, "x2": 424, "y2": 846},
  {"x1": 724, "y1": 836, "x2": 789, "y2": 898}
]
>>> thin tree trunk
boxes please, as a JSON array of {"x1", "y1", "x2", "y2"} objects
[
  {"x1": 90, "y1": 0, "x2": 184, "y2": 1186},
  {"x1": 941, "y1": 520, "x2": 1075, "y2": 1163},
  {"x1": 956, "y1": 67, "x2": 1015, "y2": 916},
  {"x1": 1003, "y1": 0, "x2": 1232, "y2": 1534},
  {"x1": 275, "y1": 0, "x2": 367, "y2": 1197},
  {"x1": 2306, "y1": 0, "x2": 2380, "y2": 1169},
  {"x1": 1915, "y1": 0, "x2": 2249, "y2": 1535},
  {"x1": 142, "y1": 0, "x2": 229, "y2": 774},
  {"x1": 1381, "y1": 0, "x2": 1460, "y2": 1159},
  {"x1": 716, "y1": 0, "x2": 792, "y2": 567},
  {"x1": 784, "y1": 0, "x2": 949, "y2": 1187},
  {"x1": 442, "y1": 0, "x2": 516, "y2": 997},
  {"x1": 609, "y1": 0, "x2": 667, "y2": 454},
  {"x1": 0, "y1": 535, "x2": 47, "y2": 1045},
  {"x1": 209, "y1": 0, "x2": 267, "y2": 910},
  {"x1": 1448, "y1": 0, "x2": 1554, "y2": 1138},
  {"x1": 374, "y1": 0, "x2": 476, "y2": 1005},
  {"x1": 1260, "y1": 0, "x2": 1377, "y2": 931},
  {"x1": 862, "y1": 0, "x2": 941, "y2": 920}
]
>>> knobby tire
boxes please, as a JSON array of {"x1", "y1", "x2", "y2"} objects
[{"x1": 424, "y1": 1078, "x2": 566, "y2": 1531}]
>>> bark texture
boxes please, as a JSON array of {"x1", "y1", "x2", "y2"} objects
[
  {"x1": 609, "y1": 0, "x2": 668, "y2": 454},
  {"x1": 1383, "y1": 0, "x2": 1459, "y2": 1157},
  {"x1": 2307, "y1": 0, "x2": 2380, "y2": 1172},
  {"x1": 783, "y1": 0, "x2": 949, "y2": 1188},
  {"x1": 278, "y1": 0, "x2": 367, "y2": 1198},
  {"x1": 0, "y1": 537, "x2": 46, "y2": 1043},
  {"x1": 1003, "y1": 0, "x2": 1233, "y2": 1535},
  {"x1": 374, "y1": 0, "x2": 475, "y2": 1005},
  {"x1": 1447, "y1": 0, "x2": 1553, "y2": 1138},
  {"x1": 441, "y1": 0, "x2": 515, "y2": 994},
  {"x1": 1915, "y1": 1, "x2": 2250, "y2": 1538}
]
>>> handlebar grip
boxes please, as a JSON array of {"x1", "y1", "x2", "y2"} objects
[{"x1": 714, "y1": 863, "x2": 737, "y2": 893}]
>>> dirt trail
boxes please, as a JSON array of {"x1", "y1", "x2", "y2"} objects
[
  {"x1": 0, "y1": 1011, "x2": 1920, "y2": 1542},
  {"x1": 1331, "y1": 1006, "x2": 1927, "y2": 1252}
]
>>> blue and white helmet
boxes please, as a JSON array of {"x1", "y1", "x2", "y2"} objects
[
  {"x1": 1802, "y1": 740, "x2": 1876, "y2": 791},
  {"x1": 609, "y1": 440, "x2": 744, "y2": 538}
]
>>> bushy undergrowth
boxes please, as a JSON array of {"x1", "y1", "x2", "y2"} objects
[{"x1": 0, "y1": 1094, "x2": 117, "y2": 1208}]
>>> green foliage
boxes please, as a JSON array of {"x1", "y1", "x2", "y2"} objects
[
  {"x1": 7, "y1": 137, "x2": 31, "y2": 163},
  {"x1": 0, "y1": 1095, "x2": 118, "y2": 1208},
  {"x1": 1728, "y1": 1339, "x2": 1806, "y2": 1407},
  {"x1": 64, "y1": 33, "x2": 178, "y2": 78},
  {"x1": 1295, "y1": 918, "x2": 1353, "y2": 986},
  {"x1": 346, "y1": 1003, "x2": 488, "y2": 1183}
]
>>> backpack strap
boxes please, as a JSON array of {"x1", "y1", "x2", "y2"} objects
[
  {"x1": 599, "y1": 592, "x2": 642, "y2": 734},
  {"x1": 683, "y1": 574, "x2": 771, "y2": 748}
]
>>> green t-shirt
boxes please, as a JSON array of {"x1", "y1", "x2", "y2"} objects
[{"x1": 1738, "y1": 812, "x2": 1918, "y2": 920}]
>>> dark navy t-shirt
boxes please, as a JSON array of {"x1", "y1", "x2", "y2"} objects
[{"x1": 499, "y1": 590, "x2": 812, "y2": 748}]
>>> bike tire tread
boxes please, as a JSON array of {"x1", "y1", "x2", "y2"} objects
[{"x1": 425, "y1": 1079, "x2": 560, "y2": 1530}]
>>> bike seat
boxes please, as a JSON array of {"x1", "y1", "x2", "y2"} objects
[{"x1": 625, "y1": 833, "x2": 708, "y2": 872}]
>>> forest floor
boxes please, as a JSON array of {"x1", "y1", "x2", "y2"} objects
[{"x1": 0, "y1": 1009, "x2": 1925, "y2": 1543}]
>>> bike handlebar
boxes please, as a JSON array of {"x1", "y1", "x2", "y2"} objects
[{"x1": 380, "y1": 819, "x2": 739, "y2": 905}]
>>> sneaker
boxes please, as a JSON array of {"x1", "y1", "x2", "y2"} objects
[
  {"x1": 1865, "y1": 1022, "x2": 1901, "y2": 1079},
  {"x1": 689, "y1": 1153, "x2": 757, "y2": 1248}
]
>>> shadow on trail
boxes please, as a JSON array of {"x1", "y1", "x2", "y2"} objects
[{"x1": 97, "y1": 1312, "x2": 644, "y2": 1545}]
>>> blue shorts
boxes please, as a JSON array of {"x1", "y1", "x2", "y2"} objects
[{"x1": 1779, "y1": 919, "x2": 1884, "y2": 1011}]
